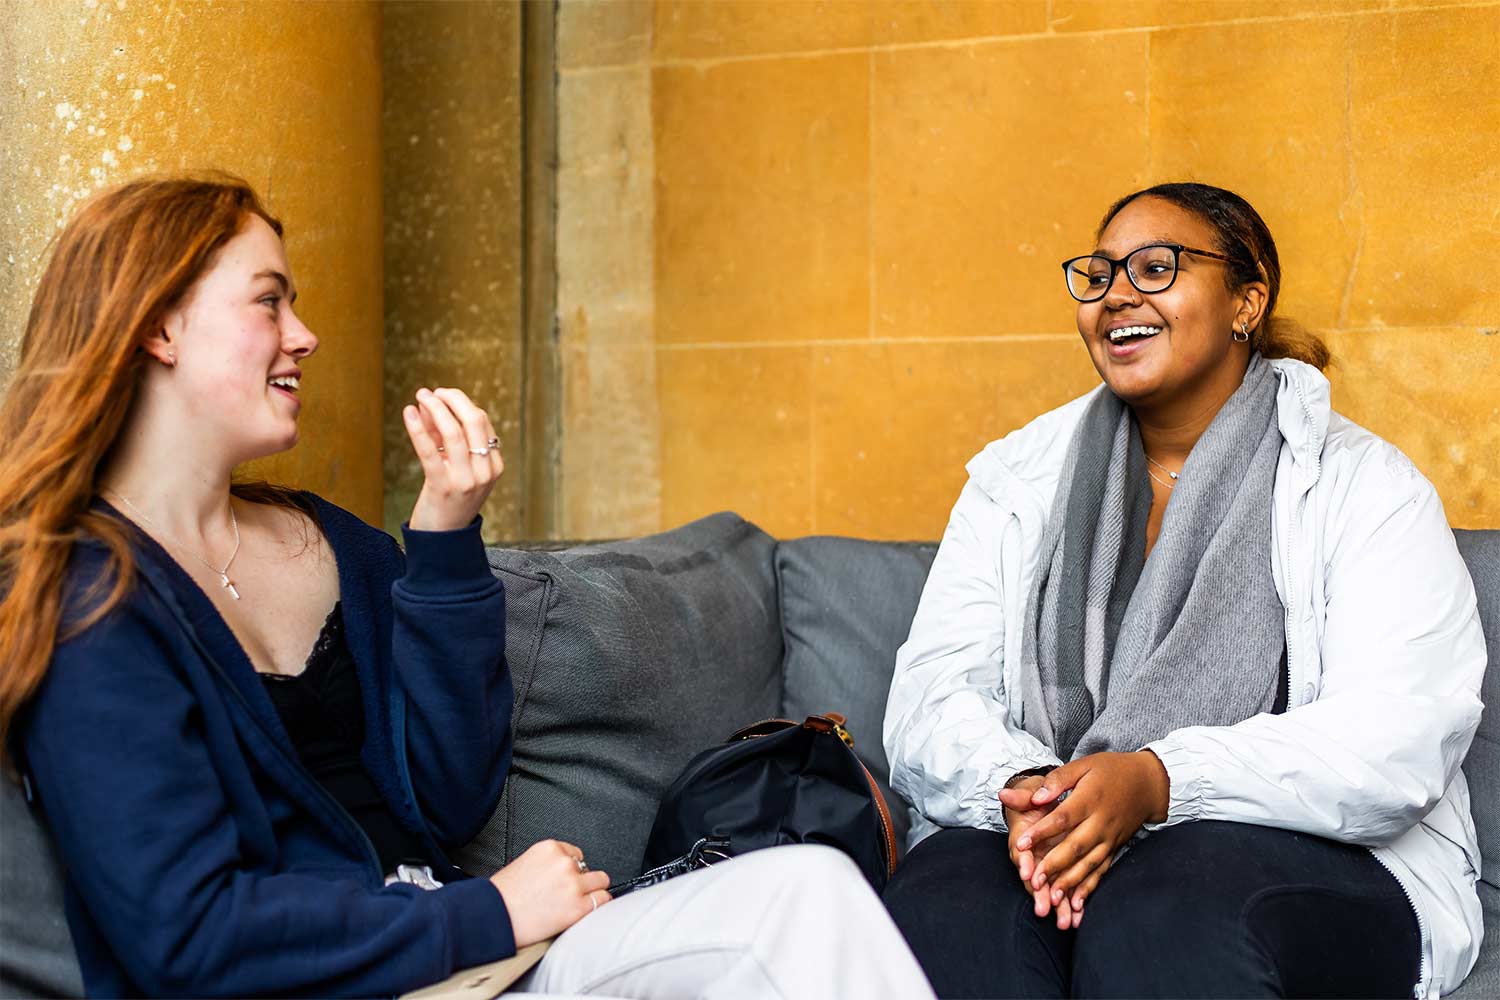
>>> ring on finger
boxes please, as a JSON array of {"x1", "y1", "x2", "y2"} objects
[
  {"x1": 486, "y1": 436, "x2": 499, "y2": 449},
  {"x1": 575, "y1": 856, "x2": 588, "y2": 874},
  {"x1": 468, "y1": 446, "x2": 490, "y2": 456},
  {"x1": 590, "y1": 891, "x2": 599, "y2": 913}
]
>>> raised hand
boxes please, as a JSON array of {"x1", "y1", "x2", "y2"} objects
[
  {"x1": 402, "y1": 386, "x2": 505, "y2": 532},
  {"x1": 489, "y1": 839, "x2": 611, "y2": 948}
]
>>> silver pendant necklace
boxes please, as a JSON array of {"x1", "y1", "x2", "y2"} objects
[
  {"x1": 104, "y1": 488, "x2": 243, "y2": 600},
  {"x1": 1143, "y1": 453, "x2": 1182, "y2": 491}
]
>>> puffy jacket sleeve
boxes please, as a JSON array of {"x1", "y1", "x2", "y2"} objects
[
  {"x1": 1146, "y1": 453, "x2": 1487, "y2": 844},
  {"x1": 392, "y1": 518, "x2": 514, "y2": 846},
  {"x1": 24, "y1": 606, "x2": 515, "y2": 999},
  {"x1": 884, "y1": 478, "x2": 1063, "y2": 833}
]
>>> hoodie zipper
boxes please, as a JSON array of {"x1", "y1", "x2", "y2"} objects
[
  {"x1": 1278, "y1": 418, "x2": 1428, "y2": 999},
  {"x1": 1370, "y1": 848, "x2": 1433, "y2": 998}
]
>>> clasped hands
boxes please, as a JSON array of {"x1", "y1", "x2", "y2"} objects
[{"x1": 998, "y1": 750, "x2": 1170, "y2": 930}]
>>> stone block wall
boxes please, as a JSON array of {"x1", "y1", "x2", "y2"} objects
[{"x1": 558, "y1": 0, "x2": 1499, "y2": 539}]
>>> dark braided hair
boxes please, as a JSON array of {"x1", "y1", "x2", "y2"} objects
[{"x1": 1099, "y1": 182, "x2": 1330, "y2": 370}]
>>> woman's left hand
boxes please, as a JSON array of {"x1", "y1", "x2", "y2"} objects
[
  {"x1": 1014, "y1": 750, "x2": 1170, "y2": 917},
  {"x1": 403, "y1": 386, "x2": 505, "y2": 532}
]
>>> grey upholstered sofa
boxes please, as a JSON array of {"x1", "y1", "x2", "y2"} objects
[{"x1": 3, "y1": 513, "x2": 1498, "y2": 997}]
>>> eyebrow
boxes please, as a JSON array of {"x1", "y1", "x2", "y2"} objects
[
  {"x1": 1093, "y1": 236, "x2": 1180, "y2": 257},
  {"x1": 252, "y1": 269, "x2": 298, "y2": 302}
]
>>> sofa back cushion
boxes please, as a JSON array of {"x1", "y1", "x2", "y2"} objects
[
  {"x1": 0, "y1": 781, "x2": 82, "y2": 998},
  {"x1": 776, "y1": 536, "x2": 939, "y2": 852},
  {"x1": 456, "y1": 513, "x2": 783, "y2": 883},
  {"x1": 1457, "y1": 529, "x2": 1500, "y2": 893}
]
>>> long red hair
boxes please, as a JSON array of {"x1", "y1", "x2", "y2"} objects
[{"x1": 0, "y1": 174, "x2": 297, "y2": 768}]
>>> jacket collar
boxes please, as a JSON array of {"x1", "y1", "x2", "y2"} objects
[{"x1": 966, "y1": 356, "x2": 1331, "y2": 511}]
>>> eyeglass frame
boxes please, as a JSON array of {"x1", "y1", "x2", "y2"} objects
[{"x1": 1060, "y1": 243, "x2": 1237, "y2": 303}]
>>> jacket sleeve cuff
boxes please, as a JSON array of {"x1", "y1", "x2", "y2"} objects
[
  {"x1": 989, "y1": 753, "x2": 1064, "y2": 832},
  {"x1": 400, "y1": 517, "x2": 494, "y2": 593},
  {"x1": 1142, "y1": 738, "x2": 1207, "y2": 830},
  {"x1": 437, "y1": 874, "x2": 517, "y2": 970}
]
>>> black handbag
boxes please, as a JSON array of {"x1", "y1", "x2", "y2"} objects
[{"x1": 640, "y1": 713, "x2": 898, "y2": 890}]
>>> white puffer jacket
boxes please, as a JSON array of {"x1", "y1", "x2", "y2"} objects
[{"x1": 884, "y1": 358, "x2": 1487, "y2": 997}]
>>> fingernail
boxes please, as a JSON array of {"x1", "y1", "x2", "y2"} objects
[
  {"x1": 1017, "y1": 836, "x2": 1031, "y2": 850},
  {"x1": 1052, "y1": 888, "x2": 1063, "y2": 904},
  {"x1": 1073, "y1": 895, "x2": 1083, "y2": 909}
]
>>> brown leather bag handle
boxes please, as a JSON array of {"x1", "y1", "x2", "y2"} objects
[{"x1": 729, "y1": 712, "x2": 850, "y2": 742}]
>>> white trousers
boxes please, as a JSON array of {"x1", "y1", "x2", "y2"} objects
[{"x1": 509, "y1": 844, "x2": 934, "y2": 1000}]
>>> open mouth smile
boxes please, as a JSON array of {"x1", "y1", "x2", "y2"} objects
[
  {"x1": 268, "y1": 374, "x2": 301, "y2": 400},
  {"x1": 1107, "y1": 325, "x2": 1163, "y2": 344}
]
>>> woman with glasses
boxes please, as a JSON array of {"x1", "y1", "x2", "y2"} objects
[
  {"x1": 881, "y1": 182, "x2": 1485, "y2": 998},
  {"x1": 0, "y1": 174, "x2": 934, "y2": 999}
]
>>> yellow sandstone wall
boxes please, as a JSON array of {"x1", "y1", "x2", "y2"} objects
[
  {"x1": 561, "y1": 0, "x2": 1500, "y2": 539},
  {"x1": 381, "y1": 1, "x2": 526, "y2": 539},
  {"x1": 0, "y1": 0, "x2": 385, "y2": 525}
]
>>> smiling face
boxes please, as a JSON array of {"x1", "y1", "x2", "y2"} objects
[
  {"x1": 155, "y1": 214, "x2": 317, "y2": 463},
  {"x1": 1076, "y1": 196, "x2": 1263, "y2": 413}
]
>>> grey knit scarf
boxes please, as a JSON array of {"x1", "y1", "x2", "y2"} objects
[{"x1": 1019, "y1": 353, "x2": 1286, "y2": 761}]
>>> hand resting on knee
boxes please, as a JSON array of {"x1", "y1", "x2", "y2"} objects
[
  {"x1": 998, "y1": 750, "x2": 1170, "y2": 930},
  {"x1": 490, "y1": 839, "x2": 614, "y2": 948}
]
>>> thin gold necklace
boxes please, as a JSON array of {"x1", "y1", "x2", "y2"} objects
[
  {"x1": 105, "y1": 489, "x2": 243, "y2": 600},
  {"x1": 1144, "y1": 453, "x2": 1182, "y2": 491}
]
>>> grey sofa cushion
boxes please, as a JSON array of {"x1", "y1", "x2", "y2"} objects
[
  {"x1": 1454, "y1": 529, "x2": 1500, "y2": 995},
  {"x1": 456, "y1": 513, "x2": 783, "y2": 883},
  {"x1": 0, "y1": 780, "x2": 82, "y2": 998},
  {"x1": 776, "y1": 536, "x2": 938, "y2": 854},
  {"x1": 1457, "y1": 529, "x2": 1500, "y2": 891}
]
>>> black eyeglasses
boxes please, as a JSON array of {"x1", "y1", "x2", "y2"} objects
[{"x1": 1061, "y1": 243, "x2": 1235, "y2": 303}]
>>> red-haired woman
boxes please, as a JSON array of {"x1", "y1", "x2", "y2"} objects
[{"x1": 0, "y1": 176, "x2": 932, "y2": 999}]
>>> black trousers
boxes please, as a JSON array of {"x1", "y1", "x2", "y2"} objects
[{"x1": 882, "y1": 821, "x2": 1421, "y2": 999}]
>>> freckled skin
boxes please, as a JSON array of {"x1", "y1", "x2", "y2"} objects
[{"x1": 162, "y1": 216, "x2": 318, "y2": 465}]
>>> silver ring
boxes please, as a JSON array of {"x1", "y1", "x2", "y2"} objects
[
  {"x1": 575, "y1": 857, "x2": 589, "y2": 874},
  {"x1": 486, "y1": 437, "x2": 499, "y2": 449},
  {"x1": 468, "y1": 447, "x2": 489, "y2": 457},
  {"x1": 590, "y1": 892, "x2": 598, "y2": 913},
  {"x1": 436, "y1": 445, "x2": 445, "y2": 453}
]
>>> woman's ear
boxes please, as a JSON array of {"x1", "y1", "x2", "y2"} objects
[
  {"x1": 141, "y1": 315, "x2": 179, "y2": 367},
  {"x1": 1237, "y1": 282, "x2": 1270, "y2": 333}
]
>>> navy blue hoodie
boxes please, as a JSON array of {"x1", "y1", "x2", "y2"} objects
[{"x1": 21, "y1": 495, "x2": 516, "y2": 997}]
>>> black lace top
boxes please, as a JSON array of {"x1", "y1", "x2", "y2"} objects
[{"x1": 260, "y1": 603, "x2": 430, "y2": 873}]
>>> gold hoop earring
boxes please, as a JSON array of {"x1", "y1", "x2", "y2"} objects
[{"x1": 1232, "y1": 322, "x2": 1250, "y2": 343}]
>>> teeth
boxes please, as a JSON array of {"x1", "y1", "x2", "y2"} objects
[
  {"x1": 269, "y1": 375, "x2": 300, "y2": 390},
  {"x1": 1108, "y1": 325, "x2": 1163, "y2": 343}
]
